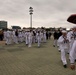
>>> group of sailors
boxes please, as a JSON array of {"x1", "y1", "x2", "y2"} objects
[
  {"x1": 3, "y1": 29, "x2": 51, "y2": 47},
  {"x1": 1, "y1": 27, "x2": 76, "y2": 70},
  {"x1": 53, "y1": 26, "x2": 76, "y2": 70}
]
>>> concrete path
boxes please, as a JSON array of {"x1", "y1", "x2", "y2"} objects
[{"x1": 0, "y1": 39, "x2": 76, "y2": 75}]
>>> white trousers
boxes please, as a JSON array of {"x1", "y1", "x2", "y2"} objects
[
  {"x1": 28, "y1": 38, "x2": 32, "y2": 47},
  {"x1": 37, "y1": 37, "x2": 41, "y2": 47},
  {"x1": 19, "y1": 37, "x2": 23, "y2": 42},
  {"x1": 53, "y1": 39, "x2": 57, "y2": 46},
  {"x1": 61, "y1": 49, "x2": 68, "y2": 65},
  {"x1": 32, "y1": 36, "x2": 36, "y2": 43},
  {"x1": 12, "y1": 36, "x2": 18, "y2": 44},
  {"x1": 6, "y1": 37, "x2": 12, "y2": 45},
  {"x1": 43, "y1": 36, "x2": 46, "y2": 43},
  {"x1": 25, "y1": 37, "x2": 28, "y2": 45}
]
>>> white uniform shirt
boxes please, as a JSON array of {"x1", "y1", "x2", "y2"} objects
[
  {"x1": 43, "y1": 31, "x2": 46, "y2": 37},
  {"x1": 18, "y1": 32, "x2": 22, "y2": 37},
  {"x1": 28, "y1": 32, "x2": 33, "y2": 39},
  {"x1": 40, "y1": 32, "x2": 43, "y2": 39},
  {"x1": 37, "y1": 32, "x2": 40, "y2": 39},
  {"x1": 12, "y1": 31, "x2": 16, "y2": 37},
  {"x1": 67, "y1": 31, "x2": 76, "y2": 44},
  {"x1": 67, "y1": 31, "x2": 73, "y2": 42},
  {"x1": 70, "y1": 40, "x2": 76, "y2": 63},
  {"x1": 58, "y1": 35, "x2": 69, "y2": 50},
  {"x1": 6, "y1": 31, "x2": 11, "y2": 38}
]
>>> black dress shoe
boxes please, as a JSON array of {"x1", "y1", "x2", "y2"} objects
[
  {"x1": 26, "y1": 44, "x2": 28, "y2": 46},
  {"x1": 5, "y1": 43, "x2": 7, "y2": 45},
  {"x1": 53, "y1": 45, "x2": 55, "y2": 47},
  {"x1": 63, "y1": 64, "x2": 67, "y2": 68},
  {"x1": 59, "y1": 50, "x2": 61, "y2": 52}
]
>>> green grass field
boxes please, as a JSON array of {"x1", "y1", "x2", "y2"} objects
[{"x1": 0, "y1": 39, "x2": 76, "y2": 75}]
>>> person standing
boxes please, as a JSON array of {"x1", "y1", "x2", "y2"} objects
[
  {"x1": 57, "y1": 30, "x2": 62, "y2": 51},
  {"x1": 40, "y1": 31, "x2": 43, "y2": 42},
  {"x1": 3, "y1": 30, "x2": 7, "y2": 41},
  {"x1": 46, "y1": 31, "x2": 49, "y2": 40},
  {"x1": 28, "y1": 30, "x2": 33, "y2": 47},
  {"x1": 43, "y1": 30, "x2": 46, "y2": 43},
  {"x1": 48, "y1": 31, "x2": 52, "y2": 39},
  {"x1": 53, "y1": 30, "x2": 58, "y2": 47},
  {"x1": 37, "y1": 31, "x2": 41, "y2": 47},
  {"x1": 12, "y1": 30, "x2": 18, "y2": 44},
  {"x1": 18, "y1": 31, "x2": 23, "y2": 43},
  {"x1": 25, "y1": 31, "x2": 29, "y2": 45},
  {"x1": 32, "y1": 31, "x2": 36, "y2": 43},
  {"x1": 6, "y1": 29, "x2": 12, "y2": 45}
]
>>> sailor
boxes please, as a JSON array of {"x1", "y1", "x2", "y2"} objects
[
  {"x1": 25, "y1": 31, "x2": 29, "y2": 45},
  {"x1": 70, "y1": 40, "x2": 76, "y2": 70},
  {"x1": 12, "y1": 30, "x2": 18, "y2": 44},
  {"x1": 40, "y1": 31, "x2": 43, "y2": 43},
  {"x1": 57, "y1": 29, "x2": 62, "y2": 52},
  {"x1": 67, "y1": 26, "x2": 76, "y2": 60},
  {"x1": 6, "y1": 29, "x2": 12, "y2": 45},
  {"x1": 18, "y1": 31, "x2": 23, "y2": 43},
  {"x1": 58, "y1": 30, "x2": 69, "y2": 68},
  {"x1": 28, "y1": 30, "x2": 33, "y2": 47},
  {"x1": 32, "y1": 30, "x2": 36, "y2": 43},
  {"x1": 43, "y1": 30, "x2": 46, "y2": 43},
  {"x1": 36, "y1": 31, "x2": 41, "y2": 47}
]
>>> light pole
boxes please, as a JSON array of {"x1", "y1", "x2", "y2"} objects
[{"x1": 29, "y1": 7, "x2": 33, "y2": 28}]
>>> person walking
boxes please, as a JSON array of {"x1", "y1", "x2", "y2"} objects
[
  {"x1": 58, "y1": 30, "x2": 69, "y2": 68},
  {"x1": 70, "y1": 40, "x2": 76, "y2": 70}
]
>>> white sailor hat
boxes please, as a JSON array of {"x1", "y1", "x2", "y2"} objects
[{"x1": 62, "y1": 30, "x2": 67, "y2": 33}]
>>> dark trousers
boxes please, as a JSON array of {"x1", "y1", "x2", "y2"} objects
[{"x1": 0, "y1": 35, "x2": 3, "y2": 41}]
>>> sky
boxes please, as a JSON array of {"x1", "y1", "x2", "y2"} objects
[{"x1": 0, "y1": 0, "x2": 76, "y2": 28}]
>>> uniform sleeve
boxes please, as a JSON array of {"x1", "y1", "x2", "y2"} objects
[
  {"x1": 67, "y1": 32, "x2": 71, "y2": 42},
  {"x1": 70, "y1": 41, "x2": 76, "y2": 64},
  {"x1": 58, "y1": 36, "x2": 64, "y2": 44}
]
